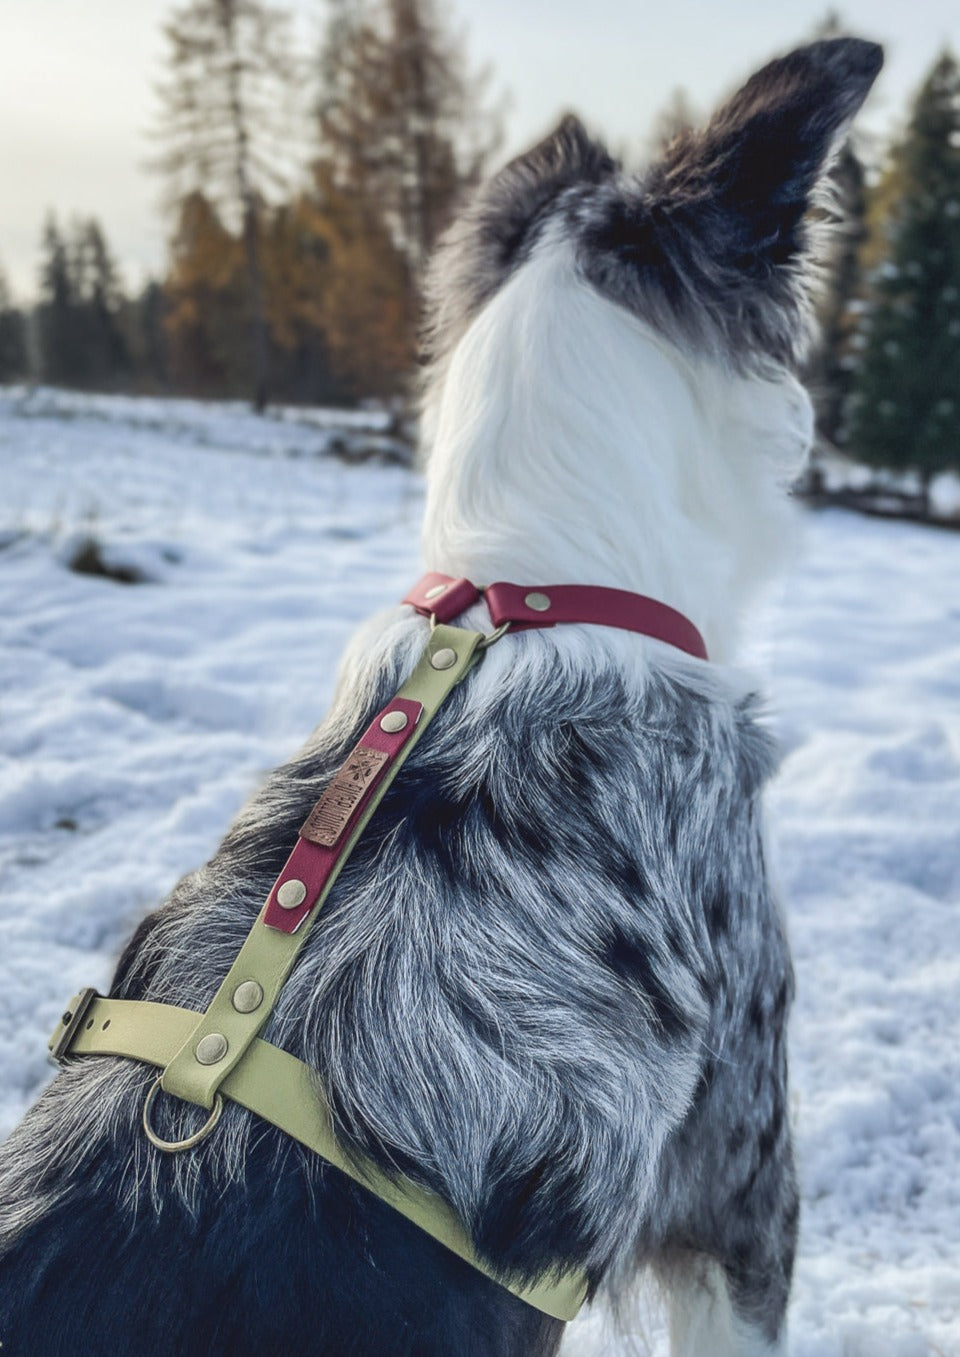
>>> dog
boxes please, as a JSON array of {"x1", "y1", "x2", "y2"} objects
[{"x1": 0, "y1": 37, "x2": 882, "y2": 1357}]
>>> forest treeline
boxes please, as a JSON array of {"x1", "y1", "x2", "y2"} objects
[
  {"x1": 0, "y1": 0, "x2": 501, "y2": 410},
  {"x1": 0, "y1": 4, "x2": 958, "y2": 489}
]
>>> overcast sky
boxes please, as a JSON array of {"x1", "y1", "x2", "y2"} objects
[{"x1": 1, "y1": 0, "x2": 957, "y2": 302}]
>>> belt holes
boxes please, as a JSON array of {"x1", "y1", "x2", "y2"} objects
[
  {"x1": 85, "y1": 1018, "x2": 94, "y2": 1030},
  {"x1": 102, "y1": 1020, "x2": 111, "y2": 1030}
]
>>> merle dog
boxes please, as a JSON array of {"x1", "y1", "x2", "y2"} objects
[{"x1": 0, "y1": 37, "x2": 882, "y2": 1357}]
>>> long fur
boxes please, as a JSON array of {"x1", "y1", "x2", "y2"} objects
[{"x1": 0, "y1": 37, "x2": 882, "y2": 1357}]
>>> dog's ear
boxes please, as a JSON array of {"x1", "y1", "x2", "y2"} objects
[
  {"x1": 649, "y1": 38, "x2": 884, "y2": 269},
  {"x1": 582, "y1": 38, "x2": 883, "y2": 366},
  {"x1": 475, "y1": 114, "x2": 618, "y2": 270},
  {"x1": 424, "y1": 115, "x2": 617, "y2": 365}
]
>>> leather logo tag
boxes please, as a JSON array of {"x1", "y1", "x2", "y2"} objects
[{"x1": 300, "y1": 747, "x2": 389, "y2": 847}]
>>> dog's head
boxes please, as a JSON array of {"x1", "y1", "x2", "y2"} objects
[
  {"x1": 420, "y1": 39, "x2": 882, "y2": 653},
  {"x1": 426, "y1": 38, "x2": 882, "y2": 382}
]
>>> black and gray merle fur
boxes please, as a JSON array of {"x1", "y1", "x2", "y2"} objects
[{"x1": 0, "y1": 37, "x2": 881, "y2": 1357}]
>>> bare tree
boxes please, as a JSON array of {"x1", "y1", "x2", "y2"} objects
[
  {"x1": 316, "y1": 0, "x2": 503, "y2": 278},
  {"x1": 151, "y1": 0, "x2": 303, "y2": 410}
]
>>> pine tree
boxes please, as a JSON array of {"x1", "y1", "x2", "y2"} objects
[
  {"x1": 37, "y1": 214, "x2": 83, "y2": 385},
  {"x1": 804, "y1": 137, "x2": 871, "y2": 451},
  {"x1": 799, "y1": 12, "x2": 874, "y2": 460},
  {"x1": 152, "y1": 0, "x2": 302, "y2": 410},
  {"x1": 36, "y1": 216, "x2": 132, "y2": 390},
  {"x1": 847, "y1": 49, "x2": 960, "y2": 496},
  {"x1": 0, "y1": 265, "x2": 28, "y2": 382},
  {"x1": 75, "y1": 219, "x2": 131, "y2": 385},
  {"x1": 129, "y1": 281, "x2": 172, "y2": 391}
]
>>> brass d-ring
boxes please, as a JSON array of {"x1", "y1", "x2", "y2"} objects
[
  {"x1": 477, "y1": 620, "x2": 511, "y2": 650},
  {"x1": 142, "y1": 1075, "x2": 223, "y2": 1153}
]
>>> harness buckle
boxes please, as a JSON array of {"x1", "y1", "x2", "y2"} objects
[{"x1": 48, "y1": 987, "x2": 101, "y2": 1065}]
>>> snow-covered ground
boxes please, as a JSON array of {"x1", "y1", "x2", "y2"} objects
[{"x1": 1, "y1": 389, "x2": 958, "y2": 1356}]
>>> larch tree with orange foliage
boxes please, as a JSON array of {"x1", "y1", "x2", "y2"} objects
[{"x1": 311, "y1": 0, "x2": 502, "y2": 397}]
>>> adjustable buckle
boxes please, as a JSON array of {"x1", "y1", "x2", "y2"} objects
[{"x1": 48, "y1": 987, "x2": 100, "y2": 1065}]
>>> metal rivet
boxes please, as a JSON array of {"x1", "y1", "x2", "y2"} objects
[
  {"x1": 430, "y1": 647, "x2": 457, "y2": 670},
  {"x1": 524, "y1": 591, "x2": 551, "y2": 612},
  {"x1": 379, "y1": 710, "x2": 409, "y2": 734},
  {"x1": 232, "y1": 981, "x2": 264, "y2": 1014},
  {"x1": 277, "y1": 878, "x2": 307, "y2": 909},
  {"x1": 196, "y1": 1033, "x2": 228, "y2": 1065},
  {"x1": 424, "y1": 584, "x2": 448, "y2": 600}
]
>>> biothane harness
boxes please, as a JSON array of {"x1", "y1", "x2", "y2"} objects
[{"x1": 48, "y1": 574, "x2": 707, "y2": 1323}]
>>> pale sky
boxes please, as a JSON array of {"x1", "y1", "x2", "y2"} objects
[{"x1": 0, "y1": 0, "x2": 956, "y2": 302}]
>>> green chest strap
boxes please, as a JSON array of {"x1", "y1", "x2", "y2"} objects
[{"x1": 48, "y1": 622, "x2": 589, "y2": 1324}]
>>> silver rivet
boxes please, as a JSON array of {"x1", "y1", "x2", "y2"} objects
[
  {"x1": 424, "y1": 584, "x2": 448, "y2": 600},
  {"x1": 232, "y1": 981, "x2": 264, "y2": 1014},
  {"x1": 379, "y1": 710, "x2": 409, "y2": 733},
  {"x1": 430, "y1": 647, "x2": 457, "y2": 670},
  {"x1": 195, "y1": 1033, "x2": 228, "y2": 1065},
  {"x1": 277, "y1": 878, "x2": 307, "y2": 909},
  {"x1": 524, "y1": 591, "x2": 552, "y2": 612}
]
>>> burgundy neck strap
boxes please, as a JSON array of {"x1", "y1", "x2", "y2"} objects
[{"x1": 403, "y1": 572, "x2": 708, "y2": 661}]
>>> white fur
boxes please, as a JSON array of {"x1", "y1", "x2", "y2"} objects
[
  {"x1": 421, "y1": 228, "x2": 813, "y2": 665},
  {"x1": 665, "y1": 1256, "x2": 787, "y2": 1357}
]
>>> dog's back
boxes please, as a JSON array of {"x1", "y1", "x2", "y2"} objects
[{"x1": 0, "y1": 624, "x2": 786, "y2": 1355}]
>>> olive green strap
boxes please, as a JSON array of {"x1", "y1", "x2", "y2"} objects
[
  {"x1": 160, "y1": 625, "x2": 485, "y2": 1112},
  {"x1": 50, "y1": 995, "x2": 588, "y2": 1322}
]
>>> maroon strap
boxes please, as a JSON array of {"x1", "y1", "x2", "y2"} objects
[
  {"x1": 263, "y1": 697, "x2": 422, "y2": 934},
  {"x1": 402, "y1": 573, "x2": 482, "y2": 623},
  {"x1": 404, "y1": 573, "x2": 708, "y2": 660}
]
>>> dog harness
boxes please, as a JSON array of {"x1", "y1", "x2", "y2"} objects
[{"x1": 49, "y1": 576, "x2": 707, "y2": 1323}]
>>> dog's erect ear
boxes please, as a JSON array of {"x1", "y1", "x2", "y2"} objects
[
  {"x1": 582, "y1": 38, "x2": 883, "y2": 367},
  {"x1": 478, "y1": 115, "x2": 618, "y2": 269},
  {"x1": 650, "y1": 38, "x2": 884, "y2": 268},
  {"x1": 424, "y1": 115, "x2": 617, "y2": 365}
]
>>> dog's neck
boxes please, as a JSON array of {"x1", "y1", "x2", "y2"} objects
[{"x1": 420, "y1": 238, "x2": 811, "y2": 664}]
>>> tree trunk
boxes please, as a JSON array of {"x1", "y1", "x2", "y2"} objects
[{"x1": 222, "y1": 3, "x2": 270, "y2": 413}]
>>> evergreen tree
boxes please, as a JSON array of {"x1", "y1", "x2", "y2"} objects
[
  {"x1": 0, "y1": 265, "x2": 28, "y2": 382},
  {"x1": 847, "y1": 49, "x2": 960, "y2": 495},
  {"x1": 37, "y1": 214, "x2": 84, "y2": 385},
  {"x1": 801, "y1": 12, "x2": 873, "y2": 458},
  {"x1": 37, "y1": 215, "x2": 131, "y2": 390},
  {"x1": 152, "y1": 0, "x2": 302, "y2": 410},
  {"x1": 804, "y1": 137, "x2": 871, "y2": 451},
  {"x1": 128, "y1": 281, "x2": 172, "y2": 391},
  {"x1": 75, "y1": 219, "x2": 131, "y2": 384}
]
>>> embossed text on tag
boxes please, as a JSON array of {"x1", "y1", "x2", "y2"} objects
[{"x1": 300, "y1": 746, "x2": 389, "y2": 848}]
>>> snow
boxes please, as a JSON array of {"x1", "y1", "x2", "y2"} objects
[
  {"x1": 931, "y1": 471, "x2": 960, "y2": 519},
  {"x1": 1, "y1": 389, "x2": 959, "y2": 1356}
]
